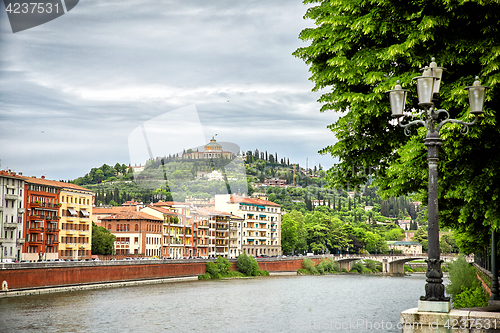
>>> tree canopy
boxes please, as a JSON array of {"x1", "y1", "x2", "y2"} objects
[
  {"x1": 91, "y1": 222, "x2": 116, "y2": 255},
  {"x1": 294, "y1": 0, "x2": 500, "y2": 253}
]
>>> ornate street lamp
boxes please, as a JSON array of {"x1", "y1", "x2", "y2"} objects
[{"x1": 387, "y1": 58, "x2": 488, "y2": 312}]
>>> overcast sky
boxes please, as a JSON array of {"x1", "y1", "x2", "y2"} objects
[{"x1": 0, "y1": 0, "x2": 339, "y2": 181}]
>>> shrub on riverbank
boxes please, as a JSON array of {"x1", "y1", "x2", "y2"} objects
[
  {"x1": 299, "y1": 258, "x2": 385, "y2": 275},
  {"x1": 198, "y1": 255, "x2": 269, "y2": 280},
  {"x1": 316, "y1": 258, "x2": 340, "y2": 274},
  {"x1": 446, "y1": 254, "x2": 488, "y2": 308},
  {"x1": 199, "y1": 256, "x2": 244, "y2": 280},
  {"x1": 237, "y1": 253, "x2": 261, "y2": 276},
  {"x1": 299, "y1": 258, "x2": 340, "y2": 275},
  {"x1": 302, "y1": 258, "x2": 319, "y2": 274}
]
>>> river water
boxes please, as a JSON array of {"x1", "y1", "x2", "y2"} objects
[{"x1": 0, "y1": 274, "x2": 431, "y2": 333}]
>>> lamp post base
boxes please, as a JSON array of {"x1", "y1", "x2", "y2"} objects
[{"x1": 418, "y1": 300, "x2": 451, "y2": 313}]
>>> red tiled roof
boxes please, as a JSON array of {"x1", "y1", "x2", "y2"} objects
[
  {"x1": 21, "y1": 176, "x2": 93, "y2": 193},
  {"x1": 229, "y1": 196, "x2": 281, "y2": 207},
  {"x1": 0, "y1": 171, "x2": 26, "y2": 179},
  {"x1": 100, "y1": 211, "x2": 163, "y2": 221},
  {"x1": 122, "y1": 199, "x2": 142, "y2": 206},
  {"x1": 194, "y1": 208, "x2": 231, "y2": 216},
  {"x1": 93, "y1": 207, "x2": 136, "y2": 215},
  {"x1": 146, "y1": 206, "x2": 179, "y2": 215}
]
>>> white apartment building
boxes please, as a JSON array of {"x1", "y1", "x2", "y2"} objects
[
  {"x1": 0, "y1": 171, "x2": 25, "y2": 262},
  {"x1": 215, "y1": 194, "x2": 282, "y2": 257}
]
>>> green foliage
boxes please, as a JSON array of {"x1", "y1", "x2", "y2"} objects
[
  {"x1": 237, "y1": 253, "x2": 260, "y2": 276},
  {"x1": 91, "y1": 222, "x2": 116, "y2": 255},
  {"x1": 216, "y1": 256, "x2": 232, "y2": 275},
  {"x1": 440, "y1": 234, "x2": 459, "y2": 253},
  {"x1": 202, "y1": 256, "x2": 234, "y2": 279},
  {"x1": 316, "y1": 258, "x2": 339, "y2": 273},
  {"x1": 224, "y1": 270, "x2": 246, "y2": 278},
  {"x1": 351, "y1": 261, "x2": 365, "y2": 274},
  {"x1": 205, "y1": 262, "x2": 220, "y2": 279},
  {"x1": 198, "y1": 273, "x2": 211, "y2": 280},
  {"x1": 295, "y1": 0, "x2": 500, "y2": 254},
  {"x1": 453, "y1": 286, "x2": 489, "y2": 309},
  {"x1": 412, "y1": 227, "x2": 429, "y2": 252},
  {"x1": 446, "y1": 254, "x2": 480, "y2": 303},
  {"x1": 256, "y1": 270, "x2": 270, "y2": 276},
  {"x1": 281, "y1": 214, "x2": 298, "y2": 254},
  {"x1": 364, "y1": 259, "x2": 381, "y2": 272}
]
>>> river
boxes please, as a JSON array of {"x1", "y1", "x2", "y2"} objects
[{"x1": 0, "y1": 274, "x2": 431, "y2": 332}]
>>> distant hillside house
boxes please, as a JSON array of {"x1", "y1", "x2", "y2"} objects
[
  {"x1": 182, "y1": 137, "x2": 233, "y2": 160},
  {"x1": 387, "y1": 241, "x2": 422, "y2": 255},
  {"x1": 263, "y1": 178, "x2": 287, "y2": 187},
  {"x1": 197, "y1": 170, "x2": 224, "y2": 181},
  {"x1": 127, "y1": 165, "x2": 145, "y2": 173}
]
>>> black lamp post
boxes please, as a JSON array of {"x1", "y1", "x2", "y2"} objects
[{"x1": 387, "y1": 58, "x2": 488, "y2": 305}]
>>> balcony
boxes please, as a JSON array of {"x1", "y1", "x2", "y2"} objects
[
  {"x1": 28, "y1": 227, "x2": 43, "y2": 233},
  {"x1": 46, "y1": 228, "x2": 60, "y2": 234},
  {"x1": 18, "y1": 208, "x2": 25, "y2": 214},
  {"x1": 4, "y1": 222, "x2": 19, "y2": 229},
  {"x1": 5, "y1": 194, "x2": 20, "y2": 200},
  {"x1": 271, "y1": 228, "x2": 277, "y2": 232},
  {"x1": 39, "y1": 203, "x2": 59, "y2": 211},
  {"x1": 27, "y1": 239, "x2": 42, "y2": 245},
  {"x1": 16, "y1": 238, "x2": 25, "y2": 245}
]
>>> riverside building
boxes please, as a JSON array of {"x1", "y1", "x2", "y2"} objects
[
  {"x1": 215, "y1": 194, "x2": 282, "y2": 257},
  {"x1": 0, "y1": 171, "x2": 25, "y2": 262},
  {"x1": 58, "y1": 183, "x2": 94, "y2": 260},
  {"x1": 23, "y1": 176, "x2": 60, "y2": 261},
  {"x1": 152, "y1": 201, "x2": 195, "y2": 258},
  {"x1": 101, "y1": 211, "x2": 163, "y2": 256}
]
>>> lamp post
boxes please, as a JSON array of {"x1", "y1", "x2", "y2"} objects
[{"x1": 387, "y1": 58, "x2": 488, "y2": 308}]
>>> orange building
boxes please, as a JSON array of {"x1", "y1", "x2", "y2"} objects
[{"x1": 23, "y1": 177, "x2": 61, "y2": 261}]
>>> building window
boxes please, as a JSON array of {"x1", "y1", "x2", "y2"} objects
[{"x1": 135, "y1": 224, "x2": 138, "y2": 231}]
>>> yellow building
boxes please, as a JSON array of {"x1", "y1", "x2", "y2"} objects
[{"x1": 58, "y1": 184, "x2": 94, "y2": 260}]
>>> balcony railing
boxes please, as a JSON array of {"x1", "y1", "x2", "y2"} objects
[
  {"x1": 4, "y1": 222, "x2": 19, "y2": 229},
  {"x1": 5, "y1": 194, "x2": 20, "y2": 200}
]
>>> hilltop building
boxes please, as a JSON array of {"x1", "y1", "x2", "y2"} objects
[{"x1": 182, "y1": 137, "x2": 233, "y2": 160}]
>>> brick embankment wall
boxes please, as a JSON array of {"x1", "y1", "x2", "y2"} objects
[
  {"x1": 0, "y1": 257, "x2": 322, "y2": 290},
  {"x1": 0, "y1": 261, "x2": 207, "y2": 290}
]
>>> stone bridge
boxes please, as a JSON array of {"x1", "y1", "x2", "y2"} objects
[{"x1": 330, "y1": 254, "x2": 464, "y2": 275}]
